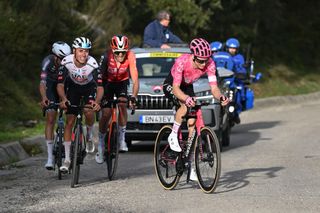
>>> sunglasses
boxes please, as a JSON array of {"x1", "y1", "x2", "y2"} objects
[
  {"x1": 114, "y1": 51, "x2": 127, "y2": 55},
  {"x1": 194, "y1": 57, "x2": 209, "y2": 65}
]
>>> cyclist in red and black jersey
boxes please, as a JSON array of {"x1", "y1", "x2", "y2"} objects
[
  {"x1": 95, "y1": 35, "x2": 139, "y2": 163},
  {"x1": 57, "y1": 37, "x2": 103, "y2": 172},
  {"x1": 39, "y1": 41, "x2": 71, "y2": 170}
]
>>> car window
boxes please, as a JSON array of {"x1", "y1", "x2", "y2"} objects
[{"x1": 136, "y1": 57, "x2": 177, "y2": 77}]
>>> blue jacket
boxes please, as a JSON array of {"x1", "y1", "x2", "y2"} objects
[
  {"x1": 232, "y1": 54, "x2": 246, "y2": 74},
  {"x1": 143, "y1": 20, "x2": 182, "y2": 48},
  {"x1": 212, "y1": 51, "x2": 234, "y2": 71}
]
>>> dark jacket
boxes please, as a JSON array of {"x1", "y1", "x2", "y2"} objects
[{"x1": 143, "y1": 20, "x2": 182, "y2": 48}]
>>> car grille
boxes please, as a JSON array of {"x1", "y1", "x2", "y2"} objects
[{"x1": 137, "y1": 94, "x2": 174, "y2": 109}]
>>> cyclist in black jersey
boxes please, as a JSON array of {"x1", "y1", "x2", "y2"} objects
[
  {"x1": 57, "y1": 37, "x2": 103, "y2": 172},
  {"x1": 40, "y1": 41, "x2": 71, "y2": 170}
]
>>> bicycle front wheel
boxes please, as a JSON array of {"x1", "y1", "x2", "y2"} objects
[
  {"x1": 154, "y1": 125, "x2": 180, "y2": 190},
  {"x1": 105, "y1": 122, "x2": 119, "y2": 180},
  {"x1": 56, "y1": 125, "x2": 64, "y2": 180},
  {"x1": 195, "y1": 127, "x2": 221, "y2": 193},
  {"x1": 71, "y1": 126, "x2": 81, "y2": 188}
]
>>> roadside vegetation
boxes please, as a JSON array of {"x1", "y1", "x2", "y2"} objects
[{"x1": 1, "y1": 0, "x2": 319, "y2": 143}]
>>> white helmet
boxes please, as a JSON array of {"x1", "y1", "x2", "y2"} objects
[
  {"x1": 52, "y1": 41, "x2": 71, "y2": 58},
  {"x1": 72, "y1": 37, "x2": 92, "y2": 49}
]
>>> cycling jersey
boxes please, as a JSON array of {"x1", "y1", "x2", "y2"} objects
[
  {"x1": 170, "y1": 54, "x2": 217, "y2": 86},
  {"x1": 58, "y1": 54, "x2": 102, "y2": 86},
  {"x1": 40, "y1": 55, "x2": 60, "y2": 84},
  {"x1": 99, "y1": 50, "x2": 138, "y2": 82}
]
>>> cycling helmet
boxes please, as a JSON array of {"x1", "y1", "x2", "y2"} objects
[
  {"x1": 210, "y1": 41, "x2": 223, "y2": 52},
  {"x1": 72, "y1": 37, "x2": 92, "y2": 49},
  {"x1": 189, "y1": 38, "x2": 212, "y2": 58},
  {"x1": 226, "y1": 38, "x2": 240, "y2": 48},
  {"x1": 110, "y1": 35, "x2": 129, "y2": 51},
  {"x1": 52, "y1": 41, "x2": 71, "y2": 58}
]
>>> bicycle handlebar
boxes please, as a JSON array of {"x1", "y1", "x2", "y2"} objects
[{"x1": 42, "y1": 101, "x2": 60, "y2": 117}]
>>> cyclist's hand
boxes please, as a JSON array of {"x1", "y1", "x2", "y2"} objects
[
  {"x1": 220, "y1": 95, "x2": 229, "y2": 106},
  {"x1": 129, "y1": 96, "x2": 137, "y2": 110},
  {"x1": 60, "y1": 99, "x2": 69, "y2": 109},
  {"x1": 91, "y1": 101, "x2": 101, "y2": 111},
  {"x1": 40, "y1": 98, "x2": 49, "y2": 108},
  {"x1": 185, "y1": 96, "x2": 195, "y2": 107}
]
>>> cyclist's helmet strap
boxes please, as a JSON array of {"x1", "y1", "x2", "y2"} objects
[
  {"x1": 110, "y1": 35, "x2": 129, "y2": 51},
  {"x1": 190, "y1": 38, "x2": 212, "y2": 58}
]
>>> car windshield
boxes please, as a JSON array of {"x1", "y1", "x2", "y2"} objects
[{"x1": 136, "y1": 57, "x2": 177, "y2": 77}]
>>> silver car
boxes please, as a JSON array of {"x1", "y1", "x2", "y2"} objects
[{"x1": 126, "y1": 47, "x2": 223, "y2": 147}]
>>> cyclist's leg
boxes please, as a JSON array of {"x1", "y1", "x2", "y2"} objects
[
  {"x1": 116, "y1": 80, "x2": 129, "y2": 152},
  {"x1": 96, "y1": 82, "x2": 114, "y2": 162},
  {"x1": 44, "y1": 80, "x2": 58, "y2": 169},
  {"x1": 83, "y1": 83, "x2": 97, "y2": 153},
  {"x1": 60, "y1": 83, "x2": 78, "y2": 171}
]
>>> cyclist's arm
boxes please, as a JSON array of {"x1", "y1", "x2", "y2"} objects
[
  {"x1": 128, "y1": 52, "x2": 139, "y2": 98},
  {"x1": 57, "y1": 67, "x2": 68, "y2": 103},
  {"x1": 94, "y1": 68, "x2": 104, "y2": 104},
  {"x1": 207, "y1": 60, "x2": 227, "y2": 101},
  {"x1": 171, "y1": 58, "x2": 189, "y2": 102},
  {"x1": 39, "y1": 57, "x2": 50, "y2": 105},
  {"x1": 172, "y1": 83, "x2": 189, "y2": 102}
]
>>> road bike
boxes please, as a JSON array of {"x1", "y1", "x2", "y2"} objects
[
  {"x1": 68, "y1": 98, "x2": 92, "y2": 188},
  {"x1": 154, "y1": 95, "x2": 221, "y2": 193},
  {"x1": 102, "y1": 98, "x2": 135, "y2": 180}
]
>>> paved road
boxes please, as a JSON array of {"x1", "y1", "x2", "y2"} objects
[{"x1": 1, "y1": 99, "x2": 320, "y2": 213}]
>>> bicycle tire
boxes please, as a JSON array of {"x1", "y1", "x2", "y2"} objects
[
  {"x1": 154, "y1": 125, "x2": 180, "y2": 190},
  {"x1": 194, "y1": 127, "x2": 221, "y2": 193},
  {"x1": 71, "y1": 126, "x2": 81, "y2": 188},
  {"x1": 57, "y1": 125, "x2": 64, "y2": 180},
  {"x1": 105, "y1": 122, "x2": 119, "y2": 180}
]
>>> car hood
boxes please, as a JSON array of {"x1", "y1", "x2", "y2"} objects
[{"x1": 129, "y1": 78, "x2": 211, "y2": 95}]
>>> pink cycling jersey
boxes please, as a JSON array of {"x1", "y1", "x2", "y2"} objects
[{"x1": 171, "y1": 54, "x2": 217, "y2": 86}]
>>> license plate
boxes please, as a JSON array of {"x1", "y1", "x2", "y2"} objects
[{"x1": 139, "y1": 115, "x2": 174, "y2": 124}]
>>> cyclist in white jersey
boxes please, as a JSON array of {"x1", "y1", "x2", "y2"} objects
[{"x1": 57, "y1": 37, "x2": 103, "y2": 172}]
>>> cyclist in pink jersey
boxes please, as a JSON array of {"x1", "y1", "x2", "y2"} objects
[{"x1": 163, "y1": 38, "x2": 229, "y2": 153}]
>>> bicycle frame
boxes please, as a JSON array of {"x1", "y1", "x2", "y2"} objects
[{"x1": 106, "y1": 101, "x2": 118, "y2": 153}]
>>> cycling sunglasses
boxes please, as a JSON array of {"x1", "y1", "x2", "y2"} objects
[
  {"x1": 194, "y1": 57, "x2": 209, "y2": 65},
  {"x1": 114, "y1": 51, "x2": 127, "y2": 55}
]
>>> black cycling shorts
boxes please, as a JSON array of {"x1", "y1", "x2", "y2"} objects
[
  {"x1": 163, "y1": 72, "x2": 195, "y2": 106},
  {"x1": 45, "y1": 79, "x2": 59, "y2": 111},
  {"x1": 65, "y1": 79, "x2": 96, "y2": 115},
  {"x1": 102, "y1": 80, "x2": 129, "y2": 108}
]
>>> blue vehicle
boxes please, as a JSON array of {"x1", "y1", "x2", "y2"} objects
[{"x1": 215, "y1": 50, "x2": 262, "y2": 146}]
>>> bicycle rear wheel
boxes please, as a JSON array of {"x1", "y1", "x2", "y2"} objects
[
  {"x1": 195, "y1": 127, "x2": 221, "y2": 193},
  {"x1": 154, "y1": 125, "x2": 181, "y2": 190},
  {"x1": 71, "y1": 126, "x2": 81, "y2": 188},
  {"x1": 105, "y1": 122, "x2": 119, "y2": 180}
]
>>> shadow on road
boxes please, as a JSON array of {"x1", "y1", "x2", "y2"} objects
[
  {"x1": 224, "y1": 121, "x2": 281, "y2": 151},
  {"x1": 216, "y1": 166, "x2": 284, "y2": 194}
]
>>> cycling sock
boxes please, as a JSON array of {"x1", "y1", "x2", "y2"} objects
[
  {"x1": 98, "y1": 132, "x2": 106, "y2": 149},
  {"x1": 46, "y1": 140, "x2": 53, "y2": 161},
  {"x1": 86, "y1": 125, "x2": 94, "y2": 140},
  {"x1": 63, "y1": 141, "x2": 71, "y2": 162},
  {"x1": 119, "y1": 125, "x2": 126, "y2": 143},
  {"x1": 172, "y1": 121, "x2": 181, "y2": 134}
]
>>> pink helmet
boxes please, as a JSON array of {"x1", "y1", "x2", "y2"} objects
[{"x1": 189, "y1": 38, "x2": 212, "y2": 58}]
